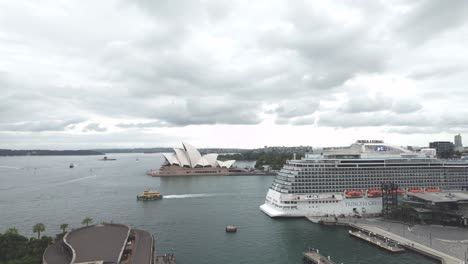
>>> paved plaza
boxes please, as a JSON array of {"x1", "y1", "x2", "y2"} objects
[{"x1": 339, "y1": 218, "x2": 468, "y2": 262}]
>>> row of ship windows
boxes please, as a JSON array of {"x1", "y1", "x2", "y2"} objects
[
  {"x1": 278, "y1": 175, "x2": 468, "y2": 180},
  {"x1": 283, "y1": 167, "x2": 465, "y2": 171},
  {"x1": 291, "y1": 178, "x2": 455, "y2": 182},
  {"x1": 292, "y1": 172, "x2": 468, "y2": 176},
  {"x1": 272, "y1": 184, "x2": 464, "y2": 191},
  {"x1": 274, "y1": 179, "x2": 467, "y2": 184},
  {"x1": 307, "y1": 200, "x2": 338, "y2": 204},
  {"x1": 292, "y1": 171, "x2": 468, "y2": 175}
]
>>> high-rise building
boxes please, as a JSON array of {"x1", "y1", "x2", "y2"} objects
[
  {"x1": 429, "y1": 141, "x2": 454, "y2": 158},
  {"x1": 455, "y1": 134, "x2": 463, "y2": 151}
]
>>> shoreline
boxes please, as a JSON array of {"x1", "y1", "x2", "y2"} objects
[{"x1": 146, "y1": 170, "x2": 277, "y2": 177}]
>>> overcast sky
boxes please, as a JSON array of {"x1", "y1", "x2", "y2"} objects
[{"x1": 1, "y1": 0, "x2": 468, "y2": 149}]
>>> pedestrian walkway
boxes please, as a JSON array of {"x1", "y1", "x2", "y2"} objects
[{"x1": 353, "y1": 224, "x2": 463, "y2": 264}]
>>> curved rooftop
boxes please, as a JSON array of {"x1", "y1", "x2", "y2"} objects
[
  {"x1": 66, "y1": 224, "x2": 130, "y2": 263},
  {"x1": 162, "y1": 142, "x2": 236, "y2": 169},
  {"x1": 43, "y1": 224, "x2": 154, "y2": 264}
]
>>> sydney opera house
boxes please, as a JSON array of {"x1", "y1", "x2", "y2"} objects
[{"x1": 148, "y1": 142, "x2": 238, "y2": 176}]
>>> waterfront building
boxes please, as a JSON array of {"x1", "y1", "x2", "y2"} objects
[
  {"x1": 455, "y1": 134, "x2": 463, "y2": 152},
  {"x1": 429, "y1": 141, "x2": 455, "y2": 158},
  {"x1": 402, "y1": 191, "x2": 468, "y2": 226},
  {"x1": 162, "y1": 142, "x2": 235, "y2": 169},
  {"x1": 260, "y1": 140, "x2": 468, "y2": 217},
  {"x1": 149, "y1": 142, "x2": 237, "y2": 176}
]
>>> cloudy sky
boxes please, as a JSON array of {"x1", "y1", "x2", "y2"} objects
[{"x1": 1, "y1": 0, "x2": 468, "y2": 149}]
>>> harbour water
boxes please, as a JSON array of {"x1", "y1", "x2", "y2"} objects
[{"x1": 0, "y1": 154, "x2": 436, "y2": 264}]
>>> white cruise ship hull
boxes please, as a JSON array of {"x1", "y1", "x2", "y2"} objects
[
  {"x1": 260, "y1": 189, "x2": 382, "y2": 217},
  {"x1": 260, "y1": 140, "x2": 468, "y2": 218}
]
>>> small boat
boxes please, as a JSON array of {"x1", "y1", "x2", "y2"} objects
[
  {"x1": 367, "y1": 189, "x2": 382, "y2": 197},
  {"x1": 345, "y1": 190, "x2": 363, "y2": 198},
  {"x1": 425, "y1": 188, "x2": 441, "y2": 192},
  {"x1": 100, "y1": 156, "x2": 117, "y2": 161},
  {"x1": 226, "y1": 225, "x2": 237, "y2": 233},
  {"x1": 137, "y1": 190, "x2": 163, "y2": 201},
  {"x1": 69, "y1": 163, "x2": 75, "y2": 168}
]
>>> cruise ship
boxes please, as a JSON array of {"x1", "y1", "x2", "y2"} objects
[{"x1": 260, "y1": 140, "x2": 468, "y2": 217}]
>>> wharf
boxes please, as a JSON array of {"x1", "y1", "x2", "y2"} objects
[
  {"x1": 348, "y1": 229, "x2": 405, "y2": 253},
  {"x1": 350, "y1": 224, "x2": 462, "y2": 264},
  {"x1": 303, "y1": 249, "x2": 335, "y2": 264}
]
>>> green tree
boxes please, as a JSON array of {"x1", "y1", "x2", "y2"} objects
[
  {"x1": 32, "y1": 223, "x2": 45, "y2": 239},
  {"x1": 60, "y1": 223, "x2": 69, "y2": 234},
  {"x1": 5, "y1": 227, "x2": 18, "y2": 235},
  {"x1": 82, "y1": 217, "x2": 93, "y2": 227}
]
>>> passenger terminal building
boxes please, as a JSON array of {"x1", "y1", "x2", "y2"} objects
[{"x1": 403, "y1": 191, "x2": 468, "y2": 226}]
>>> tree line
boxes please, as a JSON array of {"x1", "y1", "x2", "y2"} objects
[
  {"x1": 219, "y1": 150, "x2": 305, "y2": 170},
  {"x1": 0, "y1": 217, "x2": 94, "y2": 264}
]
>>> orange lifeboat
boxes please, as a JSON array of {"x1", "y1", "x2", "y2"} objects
[
  {"x1": 407, "y1": 188, "x2": 424, "y2": 193},
  {"x1": 367, "y1": 190, "x2": 382, "y2": 197},
  {"x1": 345, "y1": 190, "x2": 363, "y2": 198},
  {"x1": 425, "y1": 188, "x2": 441, "y2": 193},
  {"x1": 388, "y1": 189, "x2": 405, "y2": 195}
]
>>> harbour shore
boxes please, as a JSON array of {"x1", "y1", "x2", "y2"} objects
[{"x1": 146, "y1": 169, "x2": 276, "y2": 177}]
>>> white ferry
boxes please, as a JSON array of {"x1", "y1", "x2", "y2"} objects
[{"x1": 260, "y1": 140, "x2": 468, "y2": 217}]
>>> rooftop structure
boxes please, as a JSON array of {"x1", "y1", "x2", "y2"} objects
[
  {"x1": 43, "y1": 224, "x2": 154, "y2": 264},
  {"x1": 162, "y1": 142, "x2": 235, "y2": 169},
  {"x1": 402, "y1": 191, "x2": 468, "y2": 226},
  {"x1": 429, "y1": 141, "x2": 454, "y2": 158}
]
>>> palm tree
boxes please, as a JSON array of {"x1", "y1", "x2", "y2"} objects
[
  {"x1": 82, "y1": 217, "x2": 93, "y2": 227},
  {"x1": 33, "y1": 223, "x2": 45, "y2": 239},
  {"x1": 60, "y1": 224, "x2": 69, "y2": 234}
]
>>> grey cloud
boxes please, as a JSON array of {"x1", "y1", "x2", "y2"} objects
[
  {"x1": 396, "y1": 0, "x2": 468, "y2": 44},
  {"x1": 339, "y1": 93, "x2": 422, "y2": 114},
  {"x1": 274, "y1": 101, "x2": 320, "y2": 118},
  {"x1": 319, "y1": 112, "x2": 432, "y2": 128},
  {"x1": 340, "y1": 93, "x2": 393, "y2": 113},
  {"x1": 319, "y1": 110, "x2": 468, "y2": 132},
  {"x1": 391, "y1": 100, "x2": 422, "y2": 114},
  {"x1": 82, "y1": 123, "x2": 107, "y2": 132},
  {"x1": 408, "y1": 65, "x2": 465, "y2": 80},
  {"x1": 0, "y1": 119, "x2": 85, "y2": 132},
  {"x1": 385, "y1": 126, "x2": 447, "y2": 135},
  {"x1": 1, "y1": 0, "x2": 468, "y2": 148},
  {"x1": 116, "y1": 121, "x2": 172, "y2": 128}
]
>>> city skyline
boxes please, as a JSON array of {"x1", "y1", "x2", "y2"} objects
[{"x1": 1, "y1": 1, "x2": 468, "y2": 149}]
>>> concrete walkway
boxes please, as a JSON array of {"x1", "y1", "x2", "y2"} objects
[{"x1": 354, "y1": 224, "x2": 463, "y2": 264}]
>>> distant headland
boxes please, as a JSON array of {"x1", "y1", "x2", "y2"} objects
[{"x1": 0, "y1": 149, "x2": 104, "y2": 156}]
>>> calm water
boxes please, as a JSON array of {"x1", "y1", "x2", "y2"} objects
[{"x1": 0, "y1": 154, "x2": 435, "y2": 264}]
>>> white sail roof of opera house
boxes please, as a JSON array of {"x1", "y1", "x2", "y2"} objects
[{"x1": 162, "y1": 142, "x2": 236, "y2": 169}]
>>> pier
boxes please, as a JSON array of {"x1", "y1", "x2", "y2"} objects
[
  {"x1": 348, "y1": 229, "x2": 405, "y2": 253},
  {"x1": 303, "y1": 248, "x2": 336, "y2": 264},
  {"x1": 351, "y1": 224, "x2": 462, "y2": 264}
]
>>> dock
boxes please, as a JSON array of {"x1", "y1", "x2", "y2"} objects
[
  {"x1": 348, "y1": 230, "x2": 405, "y2": 253},
  {"x1": 303, "y1": 248, "x2": 335, "y2": 264},
  {"x1": 351, "y1": 224, "x2": 462, "y2": 264}
]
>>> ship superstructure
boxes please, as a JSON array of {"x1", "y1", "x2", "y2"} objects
[{"x1": 260, "y1": 140, "x2": 468, "y2": 217}]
